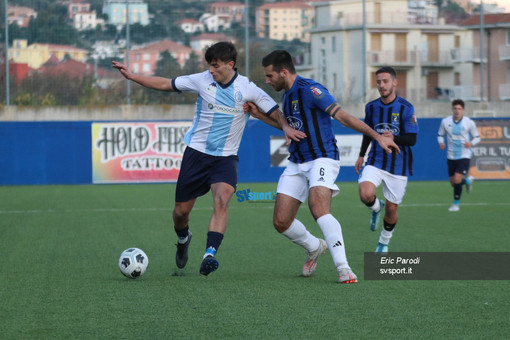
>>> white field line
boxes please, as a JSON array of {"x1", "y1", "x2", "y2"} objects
[{"x1": 0, "y1": 202, "x2": 509, "y2": 215}]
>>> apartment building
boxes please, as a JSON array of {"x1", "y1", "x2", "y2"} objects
[
  {"x1": 102, "y1": 0, "x2": 149, "y2": 26},
  {"x1": 8, "y1": 39, "x2": 89, "y2": 69},
  {"x1": 7, "y1": 5, "x2": 37, "y2": 28},
  {"x1": 208, "y1": 2, "x2": 245, "y2": 23},
  {"x1": 455, "y1": 13, "x2": 510, "y2": 101},
  {"x1": 126, "y1": 40, "x2": 193, "y2": 75},
  {"x1": 256, "y1": 1, "x2": 315, "y2": 42},
  {"x1": 306, "y1": 0, "x2": 463, "y2": 104}
]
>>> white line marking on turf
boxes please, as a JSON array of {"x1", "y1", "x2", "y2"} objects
[{"x1": 1, "y1": 202, "x2": 509, "y2": 214}]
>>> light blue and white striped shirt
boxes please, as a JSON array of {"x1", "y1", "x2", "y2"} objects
[
  {"x1": 438, "y1": 115, "x2": 480, "y2": 160},
  {"x1": 173, "y1": 71, "x2": 278, "y2": 156}
]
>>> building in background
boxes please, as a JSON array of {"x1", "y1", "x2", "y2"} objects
[
  {"x1": 456, "y1": 13, "x2": 510, "y2": 101},
  {"x1": 102, "y1": 0, "x2": 149, "y2": 26},
  {"x1": 8, "y1": 39, "x2": 89, "y2": 69},
  {"x1": 7, "y1": 5, "x2": 37, "y2": 28},
  {"x1": 208, "y1": 1, "x2": 245, "y2": 23},
  {"x1": 190, "y1": 33, "x2": 235, "y2": 53},
  {"x1": 175, "y1": 19, "x2": 204, "y2": 34},
  {"x1": 125, "y1": 40, "x2": 193, "y2": 75},
  {"x1": 302, "y1": 0, "x2": 510, "y2": 104},
  {"x1": 256, "y1": 1, "x2": 315, "y2": 42}
]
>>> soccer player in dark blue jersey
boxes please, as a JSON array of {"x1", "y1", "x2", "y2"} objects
[
  {"x1": 355, "y1": 66, "x2": 418, "y2": 253},
  {"x1": 246, "y1": 50, "x2": 399, "y2": 283}
]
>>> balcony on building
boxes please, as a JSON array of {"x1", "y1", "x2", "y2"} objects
[
  {"x1": 450, "y1": 47, "x2": 487, "y2": 63},
  {"x1": 420, "y1": 51, "x2": 454, "y2": 67},
  {"x1": 368, "y1": 51, "x2": 417, "y2": 68},
  {"x1": 499, "y1": 83, "x2": 510, "y2": 100},
  {"x1": 498, "y1": 45, "x2": 510, "y2": 61}
]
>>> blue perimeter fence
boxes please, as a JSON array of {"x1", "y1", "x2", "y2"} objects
[{"x1": 1, "y1": 118, "x2": 507, "y2": 185}]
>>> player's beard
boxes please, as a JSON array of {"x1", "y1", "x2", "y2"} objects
[{"x1": 379, "y1": 86, "x2": 394, "y2": 99}]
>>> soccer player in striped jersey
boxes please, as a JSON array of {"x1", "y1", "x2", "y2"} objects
[
  {"x1": 438, "y1": 99, "x2": 480, "y2": 212},
  {"x1": 355, "y1": 66, "x2": 419, "y2": 253},
  {"x1": 113, "y1": 42, "x2": 304, "y2": 276},
  {"x1": 246, "y1": 50, "x2": 399, "y2": 283}
]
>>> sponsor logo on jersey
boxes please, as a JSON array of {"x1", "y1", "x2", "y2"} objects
[
  {"x1": 209, "y1": 103, "x2": 244, "y2": 115},
  {"x1": 287, "y1": 116, "x2": 303, "y2": 130},
  {"x1": 375, "y1": 123, "x2": 400, "y2": 135}
]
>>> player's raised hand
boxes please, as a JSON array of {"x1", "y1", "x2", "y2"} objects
[{"x1": 112, "y1": 61, "x2": 132, "y2": 80}]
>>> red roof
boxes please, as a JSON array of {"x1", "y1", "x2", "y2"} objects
[
  {"x1": 460, "y1": 13, "x2": 510, "y2": 26},
  {"x1": 258, "y1": 1, "x2": 312, "y2": 10},
  {"x1": 132, "y1": 39, "x2": 192, "y2": 54},
  {"x1": 38, "y1": 58, "x2": 120, "y2": 79}
]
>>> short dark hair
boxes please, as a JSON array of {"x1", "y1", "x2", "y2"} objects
[
  {"x1": 205, "y1": 41, "x2": 237, "y2": 65},
  {"x1": 376, "y1": 66, "x2": 397, "y2": 78},
  {"x1": 262, "y1": 50, "x2": 296, "y2": 74},
  {"x1": 452, "y1": 99, "x2": 465, "y2": 108}
]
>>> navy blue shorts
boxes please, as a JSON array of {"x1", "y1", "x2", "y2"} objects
[
  {"x1": 447, "y1": 158, "x2": 470, "y2": 177},
  {"x1": 175, "y1": 147, "x2": 239, "y2": 202}
]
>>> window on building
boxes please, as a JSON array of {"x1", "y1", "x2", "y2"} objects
[
  {"x1": 321, "y1": 37, "x2": 325, "y2": 45},
  {"x1": 143, "y1": 64, "x2": 150, "y2": 72},
  {"x1": 507, "y1": 29, "x2": 510, "y2": 45},
  {"x1": 143, "y1": 54, "x2": 150, "y2": 60},
  {"x1": 332, "y1": 36, "x2": 336, "y2": 53}
]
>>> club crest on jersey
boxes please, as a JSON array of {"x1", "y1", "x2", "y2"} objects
[
  {"x1": 292, "y1": 100, "x2": 299, "y2": 112},
  {"x1": 392, "y1": 113, "x2": 400, "y2": 123},
  {"x1": 286, "y1": 116, "x2": 303, "y2": 130},
  {"x1": 310, "y1": 86, "x2": 324, "y2": 98},
  {"x1": 235, "y1": 91, "x2": 243, "y2": 102}
]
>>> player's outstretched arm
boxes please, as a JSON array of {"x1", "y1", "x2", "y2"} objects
[
  {"x1": 244, "y1": 103, "x2": 306, "y2": 144},
  {"x1": 325, "y1": 102, "x2": 400, "y2": 154},
  {"x1": 112, "y1": 61, "x2": 175, "y2": 92}
]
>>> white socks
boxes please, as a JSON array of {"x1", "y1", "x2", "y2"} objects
[
  {"x1": 370, "y1": 198, "x2": 381, "y2": 212},
  {"x1": 379, "y1": 229, "x2": 393, "y2": 245},
  {"x1": 282, "y1": 219, "x2": 320, "y2": 253},
  {"x1": 317, "y1": 214, "x2": 349, "y2": 270}
]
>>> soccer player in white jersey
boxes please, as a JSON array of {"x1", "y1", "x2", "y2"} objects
[
  {"x1": 438, "y1": 99, "x2": 481, "y2": 212},
  {"x1": 113, "y1": 42, "x2": 304, "y2": 276}
]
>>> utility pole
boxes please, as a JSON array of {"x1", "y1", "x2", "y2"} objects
[
  {"x1": 4, "y1": 0, "x2": 10, "y2": 106},
  {"x1": 362, "y1": 0, "x2": 366, "y2": 102},
  {"x1": 245, "y1": 0, "x2": 249, "y2": 78},
  {"x1": 125, "y1": 0, "x2": 131, "y2": 105},
  {"x1": 480, "y1": 0, "x2": 485, "y2": 101}
]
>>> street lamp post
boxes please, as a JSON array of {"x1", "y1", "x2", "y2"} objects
[
  {"x1": 480, "y1": 0, "x2": 485, "y2": 101},
  {"x1": 4, "y1": 0, "x2": 10, "y2": 106},
  {"x1": 125, "y1": 0, "x2": 130, "y2": 105}
]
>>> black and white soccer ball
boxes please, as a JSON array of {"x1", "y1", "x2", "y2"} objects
[{"x1": 118, "y1": 248, "x2": 149, "y2": 279}]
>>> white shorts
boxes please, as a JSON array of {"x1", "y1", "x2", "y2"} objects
[
  {"x1": 358, "y1": 165, "x2": 408, "y2": 204},
  {"x1": 277, "y1": 158, "x2": 340, "y2": 203}
]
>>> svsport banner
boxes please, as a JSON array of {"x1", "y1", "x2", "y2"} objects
[{"x1": 471, "y1": 119, "x2": 510, "y2": 179}]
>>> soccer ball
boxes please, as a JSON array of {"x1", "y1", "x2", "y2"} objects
[{"x1": 118, "y1": 248, "x2": 149, "y2": 279}]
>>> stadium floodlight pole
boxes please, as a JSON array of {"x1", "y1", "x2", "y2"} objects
[
  {"x1": 245, "y1": 0, "x2": 249, "y2": 78},
  {"x1": 125, "y1": 0, "x2": 131, "y2": 105},
  {"x1": 480, "y1": 0, "x2": 485, "y2": 102},
  {"x1": 4, "y1": 0, "x2": 10, "y2": 106},
  {"x1": 362, "y1": 0, "x2": 366, "y2": 102}
]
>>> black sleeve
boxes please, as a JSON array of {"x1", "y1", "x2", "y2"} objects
[
  {"x1": 358, "y1": 134, "x2": 372, "y2": 157},
  {"x1": 393, "y1": 133, "x2": 417, "y2": 146}
]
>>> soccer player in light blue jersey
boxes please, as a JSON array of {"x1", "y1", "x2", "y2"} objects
[
  {"x1": 113, "y1": 42, "x2": 304, "y2": 276},
  {"x1": 438, "y1": 99, "x2": 480, "y2": 212},
  {"x1": 246, "y1": 50, "x2": 399, "y2": 283},
  {"x1": 355, "y1": 67, "x2": 419, "y2": 253}
]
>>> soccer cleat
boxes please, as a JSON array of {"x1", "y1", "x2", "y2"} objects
[
  {"x1": 466, "y1": 176, "x2": 474, "y2": 193},
  {"x1": 370, "y1": 200, "x2": 385, "y2": 231},
  {"x1": 302, "y1": 239, "x2": 328, "y2": 277},
  {"x1": 448, "y1": 204, "x2": 460, "y2": 212},
  {"x1": 175, "y1": 232, "x2": 192, "y2": 269},
  {"x1": 375, "y1": 242, "x2": 388, "y2": 253},
  {"x1": 200, "y1": 255, "x2": 219, "y2": 276},
  {"x1": 338, "y1": 268, "x2": 358, "y2": 284}
]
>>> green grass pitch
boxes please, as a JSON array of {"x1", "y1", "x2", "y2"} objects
[{"x1": 1, "y1": 181, "x2": 509, "y2": 339}]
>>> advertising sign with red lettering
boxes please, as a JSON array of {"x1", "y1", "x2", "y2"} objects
[
  {"x1": 92, "y1": 122, "x2": 191, "y2": 183},
  {"x1": 471, "y1": 119, "x2": 510, "y2": 179}
]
